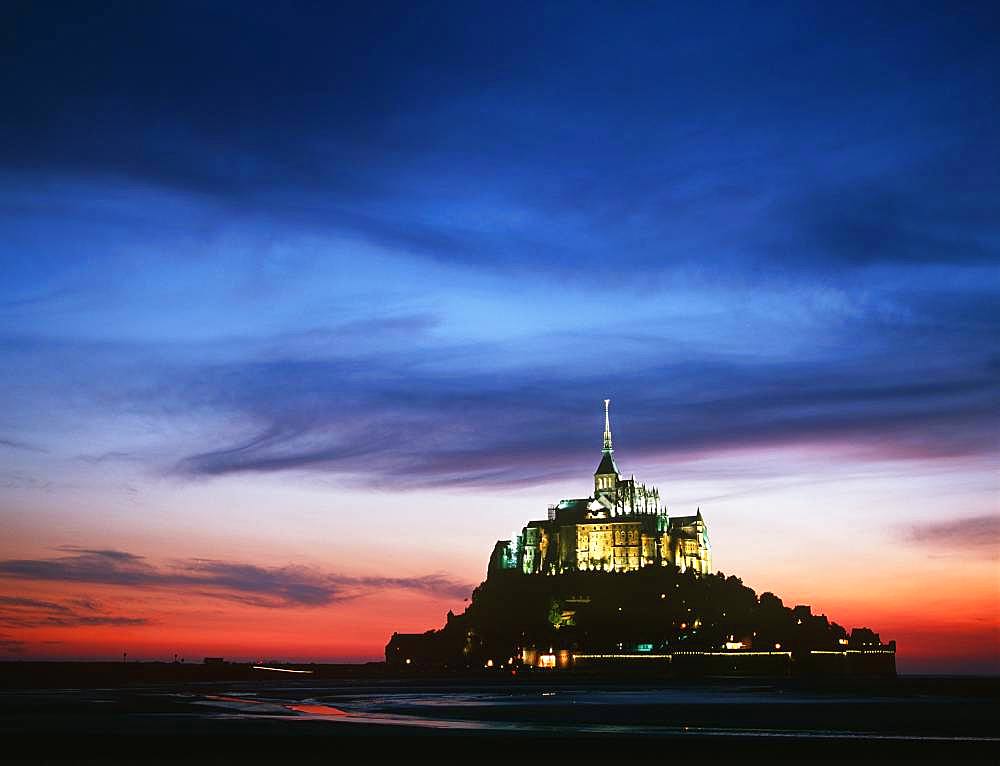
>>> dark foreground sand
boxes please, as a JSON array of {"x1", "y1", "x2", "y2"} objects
[{"x1": 0, "y1": 668, "x2": 996, "y2": 761}]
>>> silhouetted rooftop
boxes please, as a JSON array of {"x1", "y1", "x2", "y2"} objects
[{"x1": 594, "y1": 451, "x2": 619, "y2": 476}]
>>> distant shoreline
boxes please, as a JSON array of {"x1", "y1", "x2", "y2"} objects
[{"x1": 1, "y1": 659, "x2": 997, "y2": 689}]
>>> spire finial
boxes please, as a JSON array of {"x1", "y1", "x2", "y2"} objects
[{"x1": 603, "y1": 398, "x2": 613, "y2": 452}]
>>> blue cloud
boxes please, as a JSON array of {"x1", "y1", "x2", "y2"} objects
[{"x1": 0, "y1": 1, "x2": 997, "y2": 494}]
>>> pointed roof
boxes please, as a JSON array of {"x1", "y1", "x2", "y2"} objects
[{"x1": 594, "y1": 450, "x2": 619, "y2": 476}]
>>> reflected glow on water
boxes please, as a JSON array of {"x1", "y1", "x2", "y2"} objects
[{"x1": 186, "y1": 683, "x2": 1000, "y2": 743}]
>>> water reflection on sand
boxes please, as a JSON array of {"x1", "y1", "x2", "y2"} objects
[{"x1": 186, "y1": 682, "x2": 999, "y2": 742}]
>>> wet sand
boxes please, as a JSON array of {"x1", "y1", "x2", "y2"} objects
[{"x1": 0, "y1": 669, "x2": 997, "y2": 760}]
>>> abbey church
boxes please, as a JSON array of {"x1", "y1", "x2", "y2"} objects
[
  {"x1": 491, "y1": 400, "x2": 712, "y2": 576},
  {"x1": 389, "y1": 399, "x2": 897, "y2": 676}
]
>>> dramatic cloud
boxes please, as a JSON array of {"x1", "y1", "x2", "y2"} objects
[
  {"x1": 774, "y1": 144, "x2": 1000, "y2": 268},
  {"x1": 0, "y1": 2, "x2": 996, "y2": 669},
  {"x1": 0, "y1": 633, "x2": 27, "y2": 655},
  {"x1": 166, "y1": 339, "x2": 999, "y2": 488},
  {"x1": 0, "y1": 548, "x2": 474, "y2": 608},
  {"x1": 903, "y1": 514, "x2": 1000, "y2": 559},
  {"x1": 0, "y1": 595, "x2": 148, "y2": 628},
  {"x1": 2, "y1": 3, "x2": 996, "y2": 277},
  {"x1": 0, "y1": 4, "x2": 995, "y2": 497}
]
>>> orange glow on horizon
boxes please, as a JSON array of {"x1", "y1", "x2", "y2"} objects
[{"x1": 3, "y1": 563, "x2": 996, "y2": 673}]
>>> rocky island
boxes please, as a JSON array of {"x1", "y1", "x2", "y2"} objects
[{"x1": 387, "y1": 401, "x2": 896, "y2": 676}]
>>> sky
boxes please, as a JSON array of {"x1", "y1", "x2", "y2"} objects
[{"x1": 0, "y1": 1, "x2": 997, "y2": 672}]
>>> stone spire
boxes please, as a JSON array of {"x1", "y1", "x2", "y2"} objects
[
  {"x1": 594, "y1": 398, "x2": 620, "y2": 495},
  {"x1": 603, "y1": 398, "x2": 613, "y2": 453}
]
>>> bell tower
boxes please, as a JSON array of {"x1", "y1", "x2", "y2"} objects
[{"x1": 594, "y1": 398, "x2": 620, "y2": 497}]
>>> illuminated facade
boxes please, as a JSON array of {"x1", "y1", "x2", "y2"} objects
[{"x1": 493, "y1": 400, "x2": 712, "y2": 576}]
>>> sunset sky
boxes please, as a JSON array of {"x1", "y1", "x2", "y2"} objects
[{"x1": 1, "y1": 1, "x2": 997, "y2": 673}]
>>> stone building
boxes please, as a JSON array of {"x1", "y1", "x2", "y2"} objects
[{"x1": 492, "y1": 400, "x2": 712, "y2": 576}]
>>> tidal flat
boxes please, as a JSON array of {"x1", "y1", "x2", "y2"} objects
[{"x1": 1, "y1": 666, "x2": 997, "y2": 761}]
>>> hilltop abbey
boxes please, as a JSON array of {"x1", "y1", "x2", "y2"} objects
[
  {"x1": 388, "y1": 399, "x2": 896, "y2": 677},
  {"x1": 490, "y1": 400, "x2": 712, "y2": 577}
]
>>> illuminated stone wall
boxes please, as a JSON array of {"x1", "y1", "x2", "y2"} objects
[
  {"x1": 515, "y1": 512, "x2": 711, "y2": 576},
  {"x1": 503, "y1": 403, "x2": 712, "y2": 577},
  {"x1": 660, "y1": 516, "x2": 712, "y2": 574},
  {"x1": 521, "y1": 526, "x2": 539, "y2": 574}
]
